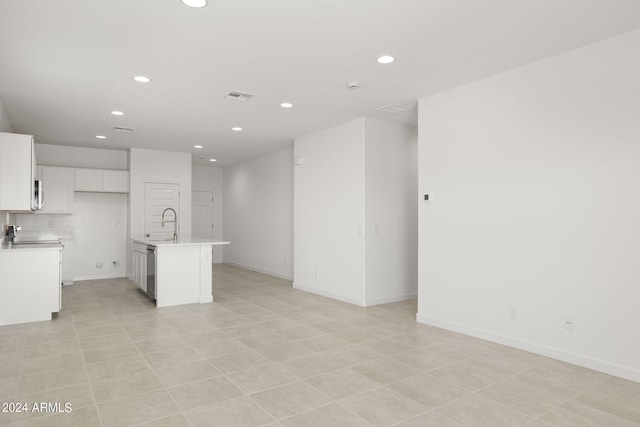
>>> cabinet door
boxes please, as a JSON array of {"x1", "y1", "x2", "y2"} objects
[
  {"x1": 103, "y1": 170, "x2": 129, "y2": 193},
  {"x1": 132, "y1": 250, "x2": 147, "y2": 292},
  {"x1": 40, "y1": 166, "x2": 75, "y2": 214},
  {"x1": 0, "y1": 132, "x2": 35, "y2": 212},
  {"x1": 75, "y1": 169, "x2": 103, "y2": 191},
  {"x1": 0, "y1": 249, "x2": 59, "y2": 325}
]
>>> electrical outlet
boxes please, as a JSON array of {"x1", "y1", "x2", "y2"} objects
[
  {"x1": 113, "y1": 261, "x2": 120, "y2": 268},
  {"x1": 509, "y1": 306, "x2": 518, "y2": 320},
  {"x1": 564, "y1": 316, "x2": 575, "y2": 331}
]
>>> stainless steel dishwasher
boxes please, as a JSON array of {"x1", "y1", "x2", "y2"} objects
[{"x1": 146, "y1": 245, "x2": 156, "y2": 300}]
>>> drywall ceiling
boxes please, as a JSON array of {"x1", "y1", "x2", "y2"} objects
[{"x1": 1, "y1": 0, "x2": 639, "y2": 166}]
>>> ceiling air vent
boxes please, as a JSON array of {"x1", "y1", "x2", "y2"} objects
[
  {"x1": 113, "y1": 126, "x2": 134, "y2": 133},
  {"x1": 225, "y1": 91, "x2": 256, "y2": 101},
  {"x1": 375, "y1": 103, "x2": 411, "y2": 114}
]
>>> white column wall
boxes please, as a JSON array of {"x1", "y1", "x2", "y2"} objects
[
  {"x1": 294, "y1": 119, "x2": 366, "y2": 305},
  {"x1": 418, "y1": 29, "x2": 640, "y2": 381}
]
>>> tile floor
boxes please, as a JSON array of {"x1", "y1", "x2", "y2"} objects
[{"x1": 1, "y1": 264, "x2": 639, "y2": 426}]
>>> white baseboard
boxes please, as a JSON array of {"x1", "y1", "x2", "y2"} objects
[
  {"x1": 73, "y1": 273, "x2": 127, "y2": 282},
  {"x1": 293, "y1": 282, "x2": 365, "y2": 307},
  {"x1": 199, "y1": 295, "x2": 213, "y2": 304},
  {"x1": 365, "y1": 293, "x2": 417, "y2": 306},
  {"x1": 416, "y1": 313, "x2": 640, "y2": 383},
  {"x1": 293, "y1": 283, "x2": 416, "y2": 307},
  {"x1": 224, "y1": 262, "x2": 293, "y2": 281}
]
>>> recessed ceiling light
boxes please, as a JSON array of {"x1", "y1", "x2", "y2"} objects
[
  {"x1": 111, "y1": 110, "x2": 124, "y2": 116},
  {"x1": 376, "y1": 55, "x2": 395, "y2": 64},
  {"x1": 232, "y1": 127, "x2": 242, "y2": 132},
  {"x1": 209, "y1": 158, "x2": 217, "y2": 162},
  {"x1": 181, "y1": 0, "x2": 207, "y2": 7},
  {"x1": 280, "y1": 102, "x2": 294, "y2": 108},
  {"x1": 96, "y1": 135, "x2": 106, "y2": 139},
  {"x1": 133, "y1": 75, "x2": 151, "y2": 83},
  {"x1": 194, "y1": 145, "x2": 203, "y2": 148}
]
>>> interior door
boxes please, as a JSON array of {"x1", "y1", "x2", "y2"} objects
[
  {"x1": 144, "y1": 182, "x2": 180, "y2": 241},
  {"x1": 192, "y1": 191, "x2": 214, "y2": 239}
]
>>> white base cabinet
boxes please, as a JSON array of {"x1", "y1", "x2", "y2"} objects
[
  {"x1": 132, "y1": 242, "x2": 147, "y2": 292},
  {"x1": 132, "y1": 238, "x2": 229, "y2": 308},
  {"x1": 0, "y1": 247, "x2": 62, "y2": 326}
]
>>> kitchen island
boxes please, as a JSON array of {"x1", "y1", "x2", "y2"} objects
[{"x1": 131, "y1": 237, "x2": 229, "y2": 308}]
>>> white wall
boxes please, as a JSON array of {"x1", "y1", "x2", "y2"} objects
[
  {"x1": 294, "y1": 119, "x2": 366, "y2": 304},
  {"x1": 192, "y1": 165, "x2": 224, "y2": 263},
  {"x1": 16, "y1": 193, "x2": 127, "y2": 281},
  {"x1": 72, "y1": 193, "x2": 127, "y2": 279},
  {"x1": 364, "y1": 118, "x2": 418, "y2": 305},
  {"x1": 35, "y1": 144, "x2": 127, "y2": 169},
  {"x1": 223, "y1": 147, "x2": 293, "y2": 279},
  {"x1": 0, "y1": 96, "x2": 13, "y2": 133},
  {"x1": 129, "y1": 148, "x2": 192, "y2": 239},
  {"x1": 418, "y1": 29, "x2": 640, "y2": 382}
]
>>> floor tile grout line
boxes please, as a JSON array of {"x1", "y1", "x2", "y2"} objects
[
  {"x1": 167, "y1": 304, "x2": 280, "y2": 425},
  {"x1": 72, "y1": 304, "x2": 104, "y2": 427},
  {"x1": 118, "y1": 306, "x2": 188, "y2": 426}
]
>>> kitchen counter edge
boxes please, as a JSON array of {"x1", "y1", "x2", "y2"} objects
[
  {"x1": 131, "y1": 237, "x2": 230, "y2": 247},
  {"x1": 1, "y1": 242, "x2": 63, "y2": 251}
]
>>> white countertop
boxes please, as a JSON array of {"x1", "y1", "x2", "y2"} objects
[
  {"x1": 132, "y1": 237, "x2": 230, "y2": 247},
  {"x1": 1, "y1": 241, "x2": 63, "y2": 251}
]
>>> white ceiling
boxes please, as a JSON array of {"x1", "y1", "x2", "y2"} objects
[{"x1": 1, "y1": 0, "x2": 639, "y2": 166}]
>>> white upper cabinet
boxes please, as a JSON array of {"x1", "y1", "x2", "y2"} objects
[
  {"x1": 75, "y1": 168, "x2": 102, "y2": 192},
  {"x1": 75, "y1": 169, "x2": 129, "y2": 193},
  {"x1": 0, "y1": 132, "x2": 36, "y2": 212},
  {"x1": 37, "y1": 166, "x2": 75, "y2": 214},
  {"x1": 103, "y1": 170, "x2": 129, "y2": 193}
]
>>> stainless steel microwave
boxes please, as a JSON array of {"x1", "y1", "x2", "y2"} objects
[{"x1": 33, "y1": 179, "x2": 44, "y2": 210}]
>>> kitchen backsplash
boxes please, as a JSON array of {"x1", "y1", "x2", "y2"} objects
[{"x1": 14, "y1": 213, "x2": 74, "y2": 241}]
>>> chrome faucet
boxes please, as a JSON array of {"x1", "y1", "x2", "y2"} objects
[
  {"x1": 161, "y1": 208, "x2": 178, "y2": 243},
  {"x1": 5, "y1": 225, "x2": 22, "y2": 243}
]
